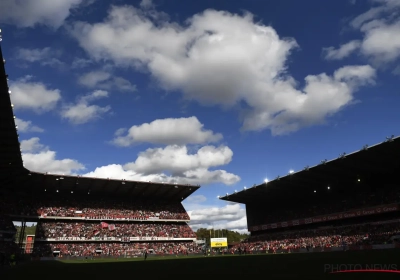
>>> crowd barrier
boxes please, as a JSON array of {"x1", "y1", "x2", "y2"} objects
[
  {"x1": 39, "y1": 253, "x2": 205, "y2": 261},
  {"x1": 37, "y1": 244, "x2": 399, "y2": 261}
]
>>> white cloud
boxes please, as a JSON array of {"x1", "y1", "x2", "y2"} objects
[
  {"x1": 324, "y1": 0, "x2": 400, "y2": 65},
  {"x1": 71, "y1": 58, "x2": 93, "y2": 69},
  {"x1": 124, "y1": 145, "x2": 234, "y2": 176},
  {"x1": 15, "y1": 118, "x2": 44, "y2": 133},
  {"x1": 70, "y1": 5, "x2": 376, "y2": 135},
  {"x1": 85, "y1": 144, "x2": 240, "y2": 185},
  {"x1": 0, "y1": 0, "x2": 94, "y2": 28},
  {"x1": 187, "y1": 203, "x2": 248, "y2": 233},
  {"x1": 20, "y1": 137, "x2": 45, "y2": 152},
  {"x1": 10, "y1": 76, "x2": 61, "y2": 113},
  {"x1": 185, "y1": 195, "x2": 207, "y2": 204},
  {"x1": 21, "y1": 137, "x2": 85, "y2": 174},
  {"x1": 112, "y1": 117, "x2": 223, "y2": 146},
  {"x1": 78, "y1": 70, "x2": 136, "y2": 92},
  {"x1": 140, "y1": 0, "x2": 154, "y2": 9},
  {"x1": 61, "y1": 90, "x2": 111, "y2": 124},
  {"x1": 15, "y1": 47, "x2": 63, "y2": 67},
  {"x1": 323, "y1": 40, "x2": 361, "y2": 60}
]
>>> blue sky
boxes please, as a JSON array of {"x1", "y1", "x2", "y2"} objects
[{"x1": 1, "y1": 0, "x2": 399, "y2": 233}]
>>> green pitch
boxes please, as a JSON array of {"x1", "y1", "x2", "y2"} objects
[{"x1": 3, "y1": 249, "x2": 400, "y2": 279}]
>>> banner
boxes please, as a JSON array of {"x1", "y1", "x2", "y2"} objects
[
  {"x1": 249, "y1": 203, "x2": 400, "y2": 232},
  {"x1": 34, "y1": 215, "x2": 190, "y2": 222},
  {"x1": 121, "y1": 237, "x2": 130, "y2": 243},
  {"x1": 210, "y1": 238, "x2": 228, "y2": 248},
  {"x1": 101, "y1": 222, "x2": 109, "y2": 229},
  {"x1": 108, "y1": 224, "x2": 115, "y2": 231},
  {"x1": 41, "y1": 237, "x2": 196, "y2": 242}
]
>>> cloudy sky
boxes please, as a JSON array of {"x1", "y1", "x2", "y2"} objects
[{"x1": 1, "y1": 0, "x2": 399, "y2": 233}]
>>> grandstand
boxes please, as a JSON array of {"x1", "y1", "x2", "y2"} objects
[
  {"x1": 221, "y1": 135, "x2": 400, "y2": 253},
  {"x1": 0, "y1": 31, "x2": 202, "y2": 260}
]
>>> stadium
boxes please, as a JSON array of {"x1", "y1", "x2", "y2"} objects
[{"x1": 1, "y1": 34, "x2": 400, "y2": 280}]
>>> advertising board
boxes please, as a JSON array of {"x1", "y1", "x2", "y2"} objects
[{"x1": 210, "y1": 238, "x2": 228, "y2": 248}]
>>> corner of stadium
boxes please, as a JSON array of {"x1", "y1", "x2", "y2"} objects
[{"x1": 1, "y1": 29, "x2": 400, "y2": 279}]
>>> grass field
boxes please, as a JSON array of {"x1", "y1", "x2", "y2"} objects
[{"x1": 3, "y1": 249, "x2": 400, "y2": 279}]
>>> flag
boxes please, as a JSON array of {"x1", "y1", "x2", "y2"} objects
[
  {"x1": 108, "y1": 224, "x2": 115, "y2": 231},
  {"x1": 101, "y1": 222, "x2": 109, "y2": 228},
  {"x1": 93, "y1": 230, "x2": 100, "y2": 236}
]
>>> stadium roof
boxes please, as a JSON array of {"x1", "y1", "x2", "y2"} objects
[
  {"x1": 0, "y1": 32, "x2": 23, "y2": 170},
  {"x1": 0, "y1": 31, "x2": 199, "y2": 202},
  {"x1": 7, "y1": 170, "x2": 199, "y2": 201},
  {"x1": 220, "y1": 135, "x2": 400, "y2": 204}
]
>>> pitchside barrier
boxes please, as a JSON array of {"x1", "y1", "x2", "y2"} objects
[
  {"x1": 36, "y1": 244, "x2": 399, "y2": 261},
  {"x1": 38, "y1": 253, "x2": 206, "y2": 261}
]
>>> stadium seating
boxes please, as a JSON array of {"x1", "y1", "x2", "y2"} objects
[
  {"x1": 0, "y1": 194, "x2": 190, "y2": 220},
  {"x1": 33, "y1": 242, "x2": 203, "y2": 257},
  {"x1": 233, "y1": 219, "x2": 400, "y2": 253},
  {"x1": 0, "y1": 191, "x2": 199, "y2": 258},
  {"x1": 35, "y1": 221, "x2": 196, "y2": 239}
]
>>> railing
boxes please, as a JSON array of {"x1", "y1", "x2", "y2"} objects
[
  {"x1": 9, "y1": 214, "x2": 190, "y2": 223},
  {"x1": 35, "y1": 237, "x2": 196, "y2": 242}
]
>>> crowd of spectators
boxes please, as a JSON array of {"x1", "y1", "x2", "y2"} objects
[
  {"x1": 33, "y1": 242, "x2": 203, "y2": 257},
  {"x1": 249, "y1": 187, "x2": 400, "y2": 225},
  {"x1": 234, "y1": 221, "x2": 400, "y2": 252},
  {"x1": 36, "y1": 221, "x2": 196, "y2": 239},
  {"x1": 0, "y1": 195, "x2": 189, "y2": 220}
]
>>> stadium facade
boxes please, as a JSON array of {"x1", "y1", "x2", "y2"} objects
[{"x1": 0, "y1": 31, "x2": 203, "y2": 259}]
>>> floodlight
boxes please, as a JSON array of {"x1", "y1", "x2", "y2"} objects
[
  {"x1": 13, "y1": 116, "x2": 15, "y2": 119},
  {"x1": 174, "y1": 185, "x2": 178, "y2": 188},
  {"x1": 386, "y1": 135, "x2": 394, "y2": 142},
  {"x1": 15, "y1": 125, "x2": 18, "y2": 129},
  {"x1": 314, "y1": 190, "x2": 316, "y2": 193},
  {"x1": 8, "y1": 90, "x2": 11, "y2": 94},
  {"x1": 264, "y1": 178, "x2": 269, "y2": 183},
  {"x1": 56, "y1": 190, "x2": 59, "y2": 192},
  {"x1": 60, "y1": 177, "x2": 64, "y2": 180},
  {"x1": 244, "y1": 186, "x2": 247, "y2": 190},
  {"x1": 44, "y1": 189, "x2": 46, "y2": 192},
  {"x1": 289, "y1": 170, "x2": 294, "y2": 174},
  {"x1": 327, "y1": 186, "x2": 330, "y2": 190},
  {"x1": 226, "y1": 193, "x2": 229, "y2": 196},
  {"x1": 358, "y1": 179, "x2": 360, "y2": 182},
  {"x1": 121, "y1": 181, "x2": 125, "y2": 184},
  {"x1": 11, "y1": 104, "x2": 13, "y2": 107},
  {"x1": 321, "y1": 159, "x2": 327, "y2": 164},
  {"x1": 217, "y1": 196, "x2": 220, "y2": 198},
  {"x1": 71, "y1": 191, "x2": 73, "y2": 194}
]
